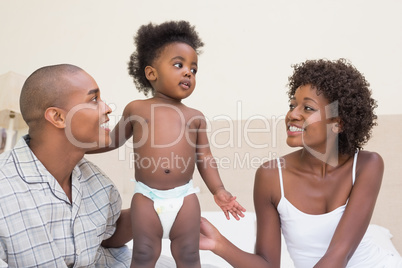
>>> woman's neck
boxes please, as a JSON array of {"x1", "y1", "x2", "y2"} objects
[{"x1": 299, "y1": 148, "x2": 351, "y2": 177}]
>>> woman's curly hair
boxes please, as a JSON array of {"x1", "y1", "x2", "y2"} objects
[
  {"x1": 287, "y1": 58, "x2": 378, "y2": 155},
  {"x1": 128, "y1": 20, "x2": 204, "y2": 96}
]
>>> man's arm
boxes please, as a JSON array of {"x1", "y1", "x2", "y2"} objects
[
  {"x1": 0, "y1": 243, "x2": 8, "y2": 267},
  {"x1": 101, "y1": 208, "x2": 132, "y2": 248}
]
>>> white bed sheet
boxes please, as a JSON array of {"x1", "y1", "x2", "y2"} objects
[{"x1": 128, "y1": 211, "x2": 400, "y2": 268}]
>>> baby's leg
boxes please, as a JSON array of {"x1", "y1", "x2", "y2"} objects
[
  {"x1": 130, "y1": 193, "x2": 163, "y2": 268},
  {"x1": 169, "y1": 193, "x2": 201, "y2": 268}
]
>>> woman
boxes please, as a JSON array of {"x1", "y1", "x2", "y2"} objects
[{"x1": 200, "y1": 59, "x2": 402, "y2": 267}]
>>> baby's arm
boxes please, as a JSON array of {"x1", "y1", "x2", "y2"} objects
[
  {"x1": 87, "y1": 102, "x2": 135, "y2": 154},
  {"x1": 195, "y1": 113, "x2": 245, "y2": 220}
]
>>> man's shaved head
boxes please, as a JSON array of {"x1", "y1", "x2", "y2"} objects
[{"x1": 20, "y1": 64, "x2": 84, "y2": 128}]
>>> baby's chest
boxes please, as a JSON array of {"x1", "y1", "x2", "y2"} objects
[{"x1": 132, "y1": 115, "x2": 199, "y2": 146}]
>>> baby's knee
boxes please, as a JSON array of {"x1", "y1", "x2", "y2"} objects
[
  {"x1": 132, "y1": 242, "x2": 160, "y2": 266},
  {"x1": 171, "y1": 239, "x2": 200, "y2": 265}
]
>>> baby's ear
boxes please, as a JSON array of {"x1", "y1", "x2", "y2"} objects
[
  {"x1": 145, "y1": 66, "x2": 157, "y2": 81},
  {"x1": 44, "y1": 107, "x2": 66, "y2": 129}
]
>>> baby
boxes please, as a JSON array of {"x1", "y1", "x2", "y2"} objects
[{"x1": 103, "y1": 21, "x2": 245, "y2": 267}]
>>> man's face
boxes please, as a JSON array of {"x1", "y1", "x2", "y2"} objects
[{"x1": 62, "y1": 70, "x2": 112, "y2": 150}]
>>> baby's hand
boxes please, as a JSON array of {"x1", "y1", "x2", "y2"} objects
[{"x1": 213, "y1": 188, "x2": 246, "y2": 220}]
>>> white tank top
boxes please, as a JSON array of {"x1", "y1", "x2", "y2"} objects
[{"x1": 276, "y1": 152, "x2": 400, "y2": 267}]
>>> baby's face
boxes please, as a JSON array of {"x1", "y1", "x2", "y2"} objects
[{"x1": 150, "y1": 42, "x2": 198, "y2": 101}]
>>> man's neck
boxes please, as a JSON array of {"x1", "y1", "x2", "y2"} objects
[{"x1": 28, "y1": 134, "x2": 84, "y2": 202}]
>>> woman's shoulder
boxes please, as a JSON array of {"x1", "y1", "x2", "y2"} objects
[
  {"x1": 354, "y1": 150, "x2": 384, "y2": 184},
  {"x1": 256, "y1": 150, "x2": 300, "y2": 178},
  {"x1": 255, "y1": 159, "x2": 287, "y2": 208},
  {"x1": 357, "y1": 150, "x2": 384, "y2": 167},
  {"x1": 256, "y1": 159, "x2": 279, "y2": 179},
  {"x1": 358, "y1": 149, "x2": 382, "y2": 158},
  {"x1": 255, "y1": 151, "x2": 300, "y2": 198},
  {"x1": 343, "y1": 151, "x2": 384, "y2": 213}
]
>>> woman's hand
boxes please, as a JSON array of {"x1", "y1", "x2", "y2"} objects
[{"x1": 199, "y1": 217, "x2": 221, "y2": 251}]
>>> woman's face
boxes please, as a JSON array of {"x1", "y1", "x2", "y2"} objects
[{"x1": 285, "y1": 84, "x2": 339, "y2": 153}]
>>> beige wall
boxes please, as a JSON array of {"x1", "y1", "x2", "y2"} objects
[{"x1": 1, "y1": 0, "x2": 402, "y2": 121}]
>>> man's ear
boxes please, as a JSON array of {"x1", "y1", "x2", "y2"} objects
[
  {"x1": 145, "y1": 66, "x2": 157, "y2": 81},
  {"x1": 44, "y1": 107, "x2": 66, "y2": 129}
]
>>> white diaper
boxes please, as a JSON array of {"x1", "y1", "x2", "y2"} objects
[{"x1": 134, "y1": 180, "x2": 200, "y2": 238}]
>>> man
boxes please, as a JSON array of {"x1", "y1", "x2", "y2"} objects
[{"x1": 0, "y1": 64, "x2": 174, "y2": 267}]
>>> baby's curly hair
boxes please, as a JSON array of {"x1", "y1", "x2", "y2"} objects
[
  {"x1": 287, "y1": 58, "x2": 378, "y2": 155},
  {"x1": 128, "y1": 20, "x2": 204, "y2": 96}
]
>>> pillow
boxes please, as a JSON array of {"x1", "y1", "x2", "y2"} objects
[{"x1": 367, "y1": 224, "x2": 401, "y2": 257}]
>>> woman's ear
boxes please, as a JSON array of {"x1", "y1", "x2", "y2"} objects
[
  {"x1": 145, "y1": 66, "x2": 157, "y2": 81},
  {"x1": 331, "y1": 118, "x2": 343, "y2": 134},
  {"x1": 44, "y1": 107, "x2": 66, "y2": 129}
]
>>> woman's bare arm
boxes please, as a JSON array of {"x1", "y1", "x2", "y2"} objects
[
  {"x1": 314, "y1": 151, "x2": 384, "y2": 267},
  {"x1": 200, "y1": 163, "x2": 282, "y2": 268}
]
